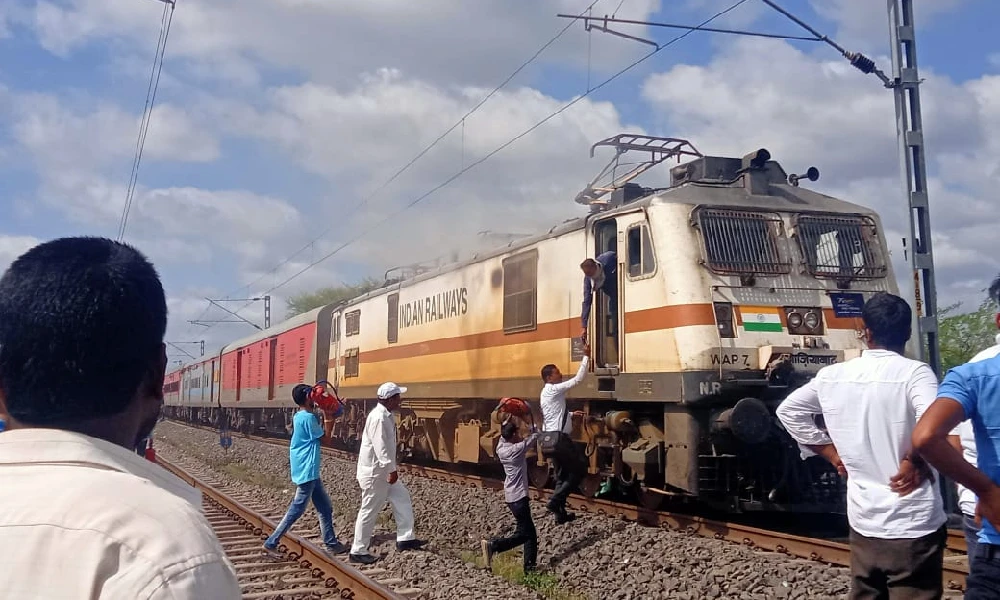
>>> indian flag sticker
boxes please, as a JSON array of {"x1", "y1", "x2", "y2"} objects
[{"x1": 739, "y1": 306, "x2": 783, "y2": 333}]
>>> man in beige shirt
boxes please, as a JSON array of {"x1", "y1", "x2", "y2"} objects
[{"x1": 0, "y1": 237, "x2": 240, "y2": 599}]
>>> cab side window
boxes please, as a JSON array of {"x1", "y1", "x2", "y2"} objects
[{"x1": 626, "y1": 224, "x2": 655, "y2": 278}]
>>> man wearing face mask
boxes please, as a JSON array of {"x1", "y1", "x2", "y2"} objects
[
  {"x1": 0, "y1": 237, "x2": 240, "y2": 599},
  {"x1": 348, "y1": 382, "x2": 426, "y2": 564}
]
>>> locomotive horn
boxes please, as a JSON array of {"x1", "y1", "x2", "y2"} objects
[{"x1": 788, "y1": 166, "x2": 820, "y2": 187}]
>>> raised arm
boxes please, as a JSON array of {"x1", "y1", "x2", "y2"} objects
[
  {"x1": 515, "y1": 432, "x2": 539, "y2": 455},
  {"x1": 549, "y1": 355, "x2": 590, "y2": 393}
]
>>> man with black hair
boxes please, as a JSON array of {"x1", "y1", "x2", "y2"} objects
[
  {"x1": 777, "y1": 292, "x2": 946, "y2": 599},
  {"x1": 0, "y1": 237, "x2": 240, "y2": 599},
  {"x1": 263, "y1": 384, "x2": 348, "y2": 558},
  {"x1": 482, "y1": 418, "x2": 539, "y2": 572},
  {"x1": 539, "y1": 344, "x2": 590, "y2": 523}
]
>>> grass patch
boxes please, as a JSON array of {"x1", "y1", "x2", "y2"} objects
[{"x1": 460, "y1": 548, "x2": 586, "y2": 600}]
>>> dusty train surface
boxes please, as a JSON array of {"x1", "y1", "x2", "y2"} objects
[{"x1": 164, "y1": 135, "x2": 898, "y2": 514}]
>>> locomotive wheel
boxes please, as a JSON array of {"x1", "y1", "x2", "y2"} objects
[
  {"x1": 528, "y1": 462, "x2": 551, "y2": 490},
  {"x1": 579, "y1": 474, "x2": 602, "y2": 498}
]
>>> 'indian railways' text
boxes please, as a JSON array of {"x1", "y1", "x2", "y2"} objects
[{"x1": 399, "y1": 288, "x2": 468, "y2": 328}]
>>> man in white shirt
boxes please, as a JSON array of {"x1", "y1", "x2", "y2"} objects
[
  {"x1": 0, "y1": 237, "x2": 240, "y2": 599},
  {"x1": 776, "y1": 292, "x2": 946, "y2": 599},
  {"x1": 349, "y1": 382, "x2": 425, "y2": 564},
  {"x1": 539, "y1": 345, "x2": 590, "y2": 523}
]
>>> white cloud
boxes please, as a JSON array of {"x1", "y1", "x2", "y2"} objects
[
  {"x1": 26, "y1": 0, "x2": 660, "y2": 88},
  {"x1": 640, "y1": 36, "x2": 1000, "y2": 310},
  {"x1": 5, "y1": 0, "x2": 997, "y2": 338},
  {"x1": 0, "y1": 235, "x2": 41, "y2": 273},
  {"x1": 11, "y1": 93, "x2": 219, "y2": 172},
  {"x1": 808, "y1": 0, "x2": 968, "y2": 52},
  {"x1": 212, "y1": 68, "x2": 642, "y2": 271},
  {"x1": 642, "y1": 38, "x2": 978, "y2": 182}
]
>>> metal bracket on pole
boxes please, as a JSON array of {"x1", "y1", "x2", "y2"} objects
[
  {"x1": 167, "y1": 340, "x2": 206, "y2": 360},
  {"x1": 189, "y1": 296, "x2": 272, "y2": 331}
]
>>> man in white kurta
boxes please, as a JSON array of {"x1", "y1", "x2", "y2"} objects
[{"x1": 349, "y1": 382, "x2": 425, "y2": 564}]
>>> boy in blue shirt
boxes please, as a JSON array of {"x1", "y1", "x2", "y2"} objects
[{"x1": 263, "y1": 384, "x2": 348, "y2": 557}]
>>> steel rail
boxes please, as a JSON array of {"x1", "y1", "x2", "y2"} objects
[
  {"x1": 165, "y1": 420, "x2": 969, "y2": 592},
  {"x1": 157, "y1": 454, "x2": 407, "y2": 600}
]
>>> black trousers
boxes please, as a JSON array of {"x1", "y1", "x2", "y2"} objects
[
  {"x1": 549, "y1": 436, "x2": 585, "y2": 511},
  {"x1": 967, "y1": 542, "x2": 1000, "y2": 599},
  {"x1": 491, "y1": 497, "x2": 537, "y2": 569},
  {"x1": 848, "y1": 526, "x2": 945, "y2": 600}
]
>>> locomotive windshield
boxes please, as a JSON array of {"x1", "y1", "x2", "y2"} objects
[
  {"x1": 795, "y1": 214, "x2": 887, "y2": 280},
  {"x1": 697, "y1": 208, "x2": 791, "y2": 275}
]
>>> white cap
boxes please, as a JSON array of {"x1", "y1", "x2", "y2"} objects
[{"x1": 377, "y1": 381, "x2": 407, "y2": 400}]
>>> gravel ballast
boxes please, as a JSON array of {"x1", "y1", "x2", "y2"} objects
[{"x1": 156, "y1": 421, "x2": 851, "y2": 599}]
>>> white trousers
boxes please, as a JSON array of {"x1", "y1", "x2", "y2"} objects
[{"x1": 350, "y1": 476, "x2": 415, "y2": 555}]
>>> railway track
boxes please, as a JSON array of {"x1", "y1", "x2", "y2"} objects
[
  {"x1": 156, "y1": 452, "x2": 422, "y2": 599},
  {"x1": 166, "y1": 419, "x2": 969, "y2": 594}
]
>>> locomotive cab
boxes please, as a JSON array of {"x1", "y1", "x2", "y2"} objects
[{"x1": 573, "y1": 137, "x2": 893, "y2": 513}]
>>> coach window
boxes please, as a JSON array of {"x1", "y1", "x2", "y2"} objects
[
  {"x1": 345, "y1": 309, "x2": 361, "y2": 337},
  {"x1": 502, "y1": 250, "x2": 538, "y2": 334},
  {"x1": 387, "y1": 293, "x2": 399, "y2": 344},
  {"x1": 332, "y1": 315, "x2": 341, "y2": 343},
  {"x1": 344, "y1": 348, "x2": 360, "y2": 378},
  {"x1": 626, "y1": 223, "x2": 656, "y2": 278}
]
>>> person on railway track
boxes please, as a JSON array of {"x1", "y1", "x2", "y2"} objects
[
  {"x1": 539, "y1": 344, "x2": 590, "y2": 524},
  {"x1": 262, "y1": 383, "x2": 349, "y2": 559},
  {"x1": 349, "y1": 382, "x2": 425, "y2": 564},
  {"x1": 943, "y1": 274, "x2": 1000, "y2": 569},
  {"x1": 776, "y1": 292, "x2": 946, "y2": 600},
  {"x1": 482, "y1": 417, "x2": 540, "y2": 573},
  {"x1": 0, "y1": 237, "x2": 241, "y2": 599}
]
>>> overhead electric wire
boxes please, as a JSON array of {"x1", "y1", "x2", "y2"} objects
[
  {"x1": 186, "y1": 0, "x2": 750, "y2": 344},
  {"x1": 188, "y1": 0, "x2": 608, "y2": 339},
  {"x1": 256, "y1": 0, "x2": 752, "y2": 296},
  {"x1": 117, "y1": 0, "x2": 176, "y2": 242},
  {"x1": 228, "y1": 0, "x2": 606, "y2": 301}
]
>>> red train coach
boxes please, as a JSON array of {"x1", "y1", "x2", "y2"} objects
[{"x1": 216, "y1": 305, "x2": 334, "y2": 434}]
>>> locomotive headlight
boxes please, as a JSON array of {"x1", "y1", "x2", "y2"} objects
[{"x1": 784, "y1": 306, "x2": 825, "y2": 335}]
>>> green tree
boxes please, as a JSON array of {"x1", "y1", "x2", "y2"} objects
[
  {"x1": 285, "y1": 277, "x2": 382, "y2": 318},
  {"x1": 937, "y1": 299, "x2": 998, "y2": 372}
]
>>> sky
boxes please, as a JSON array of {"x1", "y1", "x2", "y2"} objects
[{"x1": 0, "y1": 0, "x2": 998, "y2": 365}]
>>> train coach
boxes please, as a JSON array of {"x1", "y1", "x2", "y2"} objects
[{"x1": 165, "y1": 134, "x2": 900, "y2": 515}]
